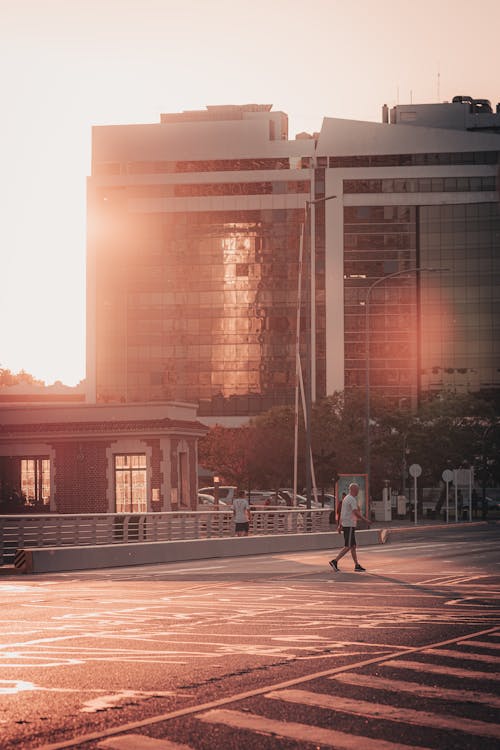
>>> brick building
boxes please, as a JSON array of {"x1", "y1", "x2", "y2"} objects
[{"x1": 0, "y1": 403, "x2": 207, "y2": 514}]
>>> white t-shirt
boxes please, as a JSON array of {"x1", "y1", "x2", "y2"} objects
[
  {"x1": 339, "y1": 493, "x2": 358, "y2": 528},
  {"x1": 233, "y1": 496, "x2": 249, "y2": 523}
]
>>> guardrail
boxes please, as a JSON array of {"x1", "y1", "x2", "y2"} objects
[{"x1": 0, "y1": 509, "x2": 332, "y2": 566}]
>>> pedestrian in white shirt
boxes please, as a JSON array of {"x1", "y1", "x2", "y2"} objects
[
  {"x1": 329, "y1": 482, "x2": 371, "y2": 572},
  {"x1": 233, "y1": 489, "x2": 250, "y2": 537}
]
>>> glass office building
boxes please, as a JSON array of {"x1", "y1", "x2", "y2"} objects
[
  {"x1": 87, "y1": 101, "x2": 500, "y2": 421},
  {"x1": 317, "y1": 104, "x2": 500, "y2": 410},
  {"x1": 87, "y1": 106, "x2": 316, "y2": 418},
  {"x1": 341, "y1": 199, "x2": 500, "y2": 406}
]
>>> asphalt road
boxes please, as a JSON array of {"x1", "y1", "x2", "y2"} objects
[{"x1": 0, "y1": 523, "x2": 499, "y2": 750}]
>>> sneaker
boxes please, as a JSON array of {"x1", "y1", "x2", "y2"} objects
[
  {"x1": 354, "y1": 564, "x2": 366, "y2": 572},
  {"x1": 329, "y1": 559, "x2": 339, "y2": 572}
]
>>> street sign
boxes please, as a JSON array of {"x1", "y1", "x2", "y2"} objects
[
  {"x1": 408, "y1": 464, "x2": 422, "y2": 525},
  {"x1": 442, "y1": 469, "x2": 453, "y2": 523},
  {"x1": 409, "y1": 463, "x2": 422, "y2": 478}
]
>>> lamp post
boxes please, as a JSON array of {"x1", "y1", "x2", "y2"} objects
[
  {"x1": 364, "y1": 267, "x2": 445, "y2": 490},
  {"x1": 295, "y1": 192, "x2": 336, "y2": 510},
  {"x1": 213, "y1": 475, "x2": 220, "y2": 510}
]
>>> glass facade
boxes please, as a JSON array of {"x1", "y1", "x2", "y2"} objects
[
  {"x1": 94, "y1": 157, "x2": 293, "y2": 176},
  {"x1": 343, "y1": 201, "x2": 500, "y2": 405},
  {"x1": 93, "y1": 200, "x2": 323, "y2": 416},
  {"x1": 419, "y1": 202, "x2": 500, "y2": 394},
  {"x1": 330, "y1": 151, "x2": 500, "y2": 168},
  {"x1": 97, "y1": 181, "x2": 309, "y2": 199},
  {"x1": 344, "y1": 176, "x2": 497, "y2": 194},
  {"x1": 89, "y1": 107, "x2": 499, "y2": 420},
  {"x1": 344, "y1": 205, "x2": 419, "y2": 405}
]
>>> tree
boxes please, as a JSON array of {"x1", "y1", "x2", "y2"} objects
[
  {"x1": 0, "y1": 368, "x2": 45, "y2": 386},
  {"x1": 198, "y1": 424, "x2": 254, "y2": 489},
  {"x1": 248, "y1": 406, "x2": 297, "y2": 491},
  {"x1": 311, "y1": 391, "x2": 365, "y2": 491},
  {"x1": 370, "y1": 389, "x2": 499, "y2": 498},
  {"x1": 199, "y1": 389, "x2": 499, "y2": 504}
]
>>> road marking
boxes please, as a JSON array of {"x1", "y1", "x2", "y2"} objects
[
  {"x1": 82, "y1": 691, "x2": 177, "y2": 713},
  {"x1": 331, "y1": 672, "x2": 500, "y2": 708},
  {"x1": 0, "y1": 679, "x2": 39, "y2": 695},
  {"x1": 0, "y1": 653, "x2": 83, "y2": 668},
  {"x1": 0, "y1": 584, "x2": 36, "y2": 592},
  {"x1": 267, "y1": 688, "x2": 500, "y2": 739},
  {"x1": 425, "y1": 647, "x2": 500, "y2": 663},
  {"x1": 98, "y1": 735, "x2": 192, "y2": 749},
  {"x1": 383, "y1": 659, "x2": 500, "y2": 681},
  {"x1": 198, "y1": 708, "x2": 432, "y2": 750},
  {"x1": 459, "y1": 639, "x2": 500, "y2": 648},
  {"x1": 156, "y1": 565, "x2": 226, "y2": 574},
  {"x1": 34, "y1": 625, "x2": 500, "y2": 750}
]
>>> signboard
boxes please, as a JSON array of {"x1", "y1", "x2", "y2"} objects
[
  {"x1": 336, "y1": 474, "x2": 368, "y2": 518},
  {"x1": 454, "y1": 468, "x2": 473, "y2": 486}
]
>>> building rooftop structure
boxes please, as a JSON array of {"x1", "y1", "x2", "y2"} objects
[{"x1": 386, "y1": 94, "x2": 500, "y2": 133}]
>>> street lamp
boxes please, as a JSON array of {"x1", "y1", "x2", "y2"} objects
[
  {"x1": 294, "y1": 193, "x2": 336, "y2": 510},
  {"x1": 364, "y1": 267, "x2": 446, "y2": 491},
  {"x1": 213, "y1": 475, "x2": 220, "y2": 510}
]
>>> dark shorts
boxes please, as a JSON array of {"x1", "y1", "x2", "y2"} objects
[
  {"x1": 342, "y1": 526, "x2": 356, "y2": 547},
  {"x1": 235, "y1": 522, "x2": 249, "y2": 533}
]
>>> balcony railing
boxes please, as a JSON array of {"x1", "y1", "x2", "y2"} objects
[{"x1": 0, "y1": 508, "x2": 332, "y2": 566}]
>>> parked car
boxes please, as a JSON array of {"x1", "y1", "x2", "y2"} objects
[
  {"x1": 486, "y1": 496, "x2": 500, "y2": 512},
  {"x1": 278, "y1": 489, "x2": 307, "y2": 506},
  {"x1": 197, "y1": 492, "x2": 231, "y2": 508},
  {"x1": 199, "y1": 486, "x2": 237, "y2": 504},
  {"x1": 246, "y1": 491, "x2": 275, "y2": 507},
  {"x1": 296, "y1": 498, "x2": 323, "y2": 509},
  {"x1": 197, "y1": 492, "x2": 216, "y2": 505},
  {"x1": 316, "y1": 493, "x2": 336, "y2": 508},
  {"x1": 278, "y1": 489, "x2": 329, "y2": 509}
]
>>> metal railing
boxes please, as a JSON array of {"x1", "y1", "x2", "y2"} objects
[{"x1": 0, "y1": 508, "x2": 332, "y2": 566}]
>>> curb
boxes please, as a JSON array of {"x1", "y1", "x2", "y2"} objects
[{"x1": 18, "y1": 528, "x2": 384, "y2": 574}]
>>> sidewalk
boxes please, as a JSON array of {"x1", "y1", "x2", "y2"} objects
[{"x1": 1, "y1": 517, "x2": 495, "y2": 576}]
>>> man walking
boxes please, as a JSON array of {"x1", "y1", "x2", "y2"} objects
[
  {"x1": 329, "y1": 482, "x2": 371, "y2": 572},
  {"x1": 233, "y1": 489, "x2": 250, "y2": 537}
]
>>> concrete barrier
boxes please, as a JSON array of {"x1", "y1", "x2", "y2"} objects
[{"x1": 20, "y1": 528, "x2": 385, "y2": 574}]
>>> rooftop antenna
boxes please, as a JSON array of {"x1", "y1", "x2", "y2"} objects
[
  {"x1": 437, "y1": 65, "x2": 440, "y2": 102},
  {"x1": 410, "y1": 89, "x2": 413, "y2": 104}
]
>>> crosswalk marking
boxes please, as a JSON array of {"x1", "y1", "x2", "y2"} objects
[
  {"x1": 424, "y1": 647, "x2": 500, "y2": 663},
  {"x1": 384, "y1": 658, "x2": 500, "y2": 681},
  {"x1": 33, "y1": 628, "x2": 500, "y2": 750},
  {"x1": 98, "y1": 735, "x2": 192, "y2": 749},
  {"x1": 458, "y1": 639, "x2": 500, "y2": 649},
  {"x1": 198, "y1": 708, "x2": 432, "y2": 750},
  {"x1": 266, "y1": 688, "x2": 500, "y2": 739},
  {"x1": 331, "y1": 672, "x2": 500, "y2": 708}
]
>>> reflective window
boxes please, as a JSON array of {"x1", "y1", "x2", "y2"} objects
[
  {"x1": 343, "y1": 175, "x2": 498, "y2": 194},
  {"x1": 115, "y1": 157, "x2": 293, "y2": 175},
  {"x1": 94, "y1": 206, "x2": 321, "y2": 416},
  {"x1": 21, "y1": 458, "x2": 50, "y2": 507},
  {"x1": 332, "y1": 151, "x2": 499, "y2": 168},
  {"x1": 344, "y1": 201, "x2": 500, "y2": 403},
  {"x1": 115, "y1": 454, "x2": 147, "y2": 513}
]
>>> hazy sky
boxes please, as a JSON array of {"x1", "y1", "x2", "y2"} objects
[{"x1": 1, "y1": 0, "x2": 498, "y2": 385}]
